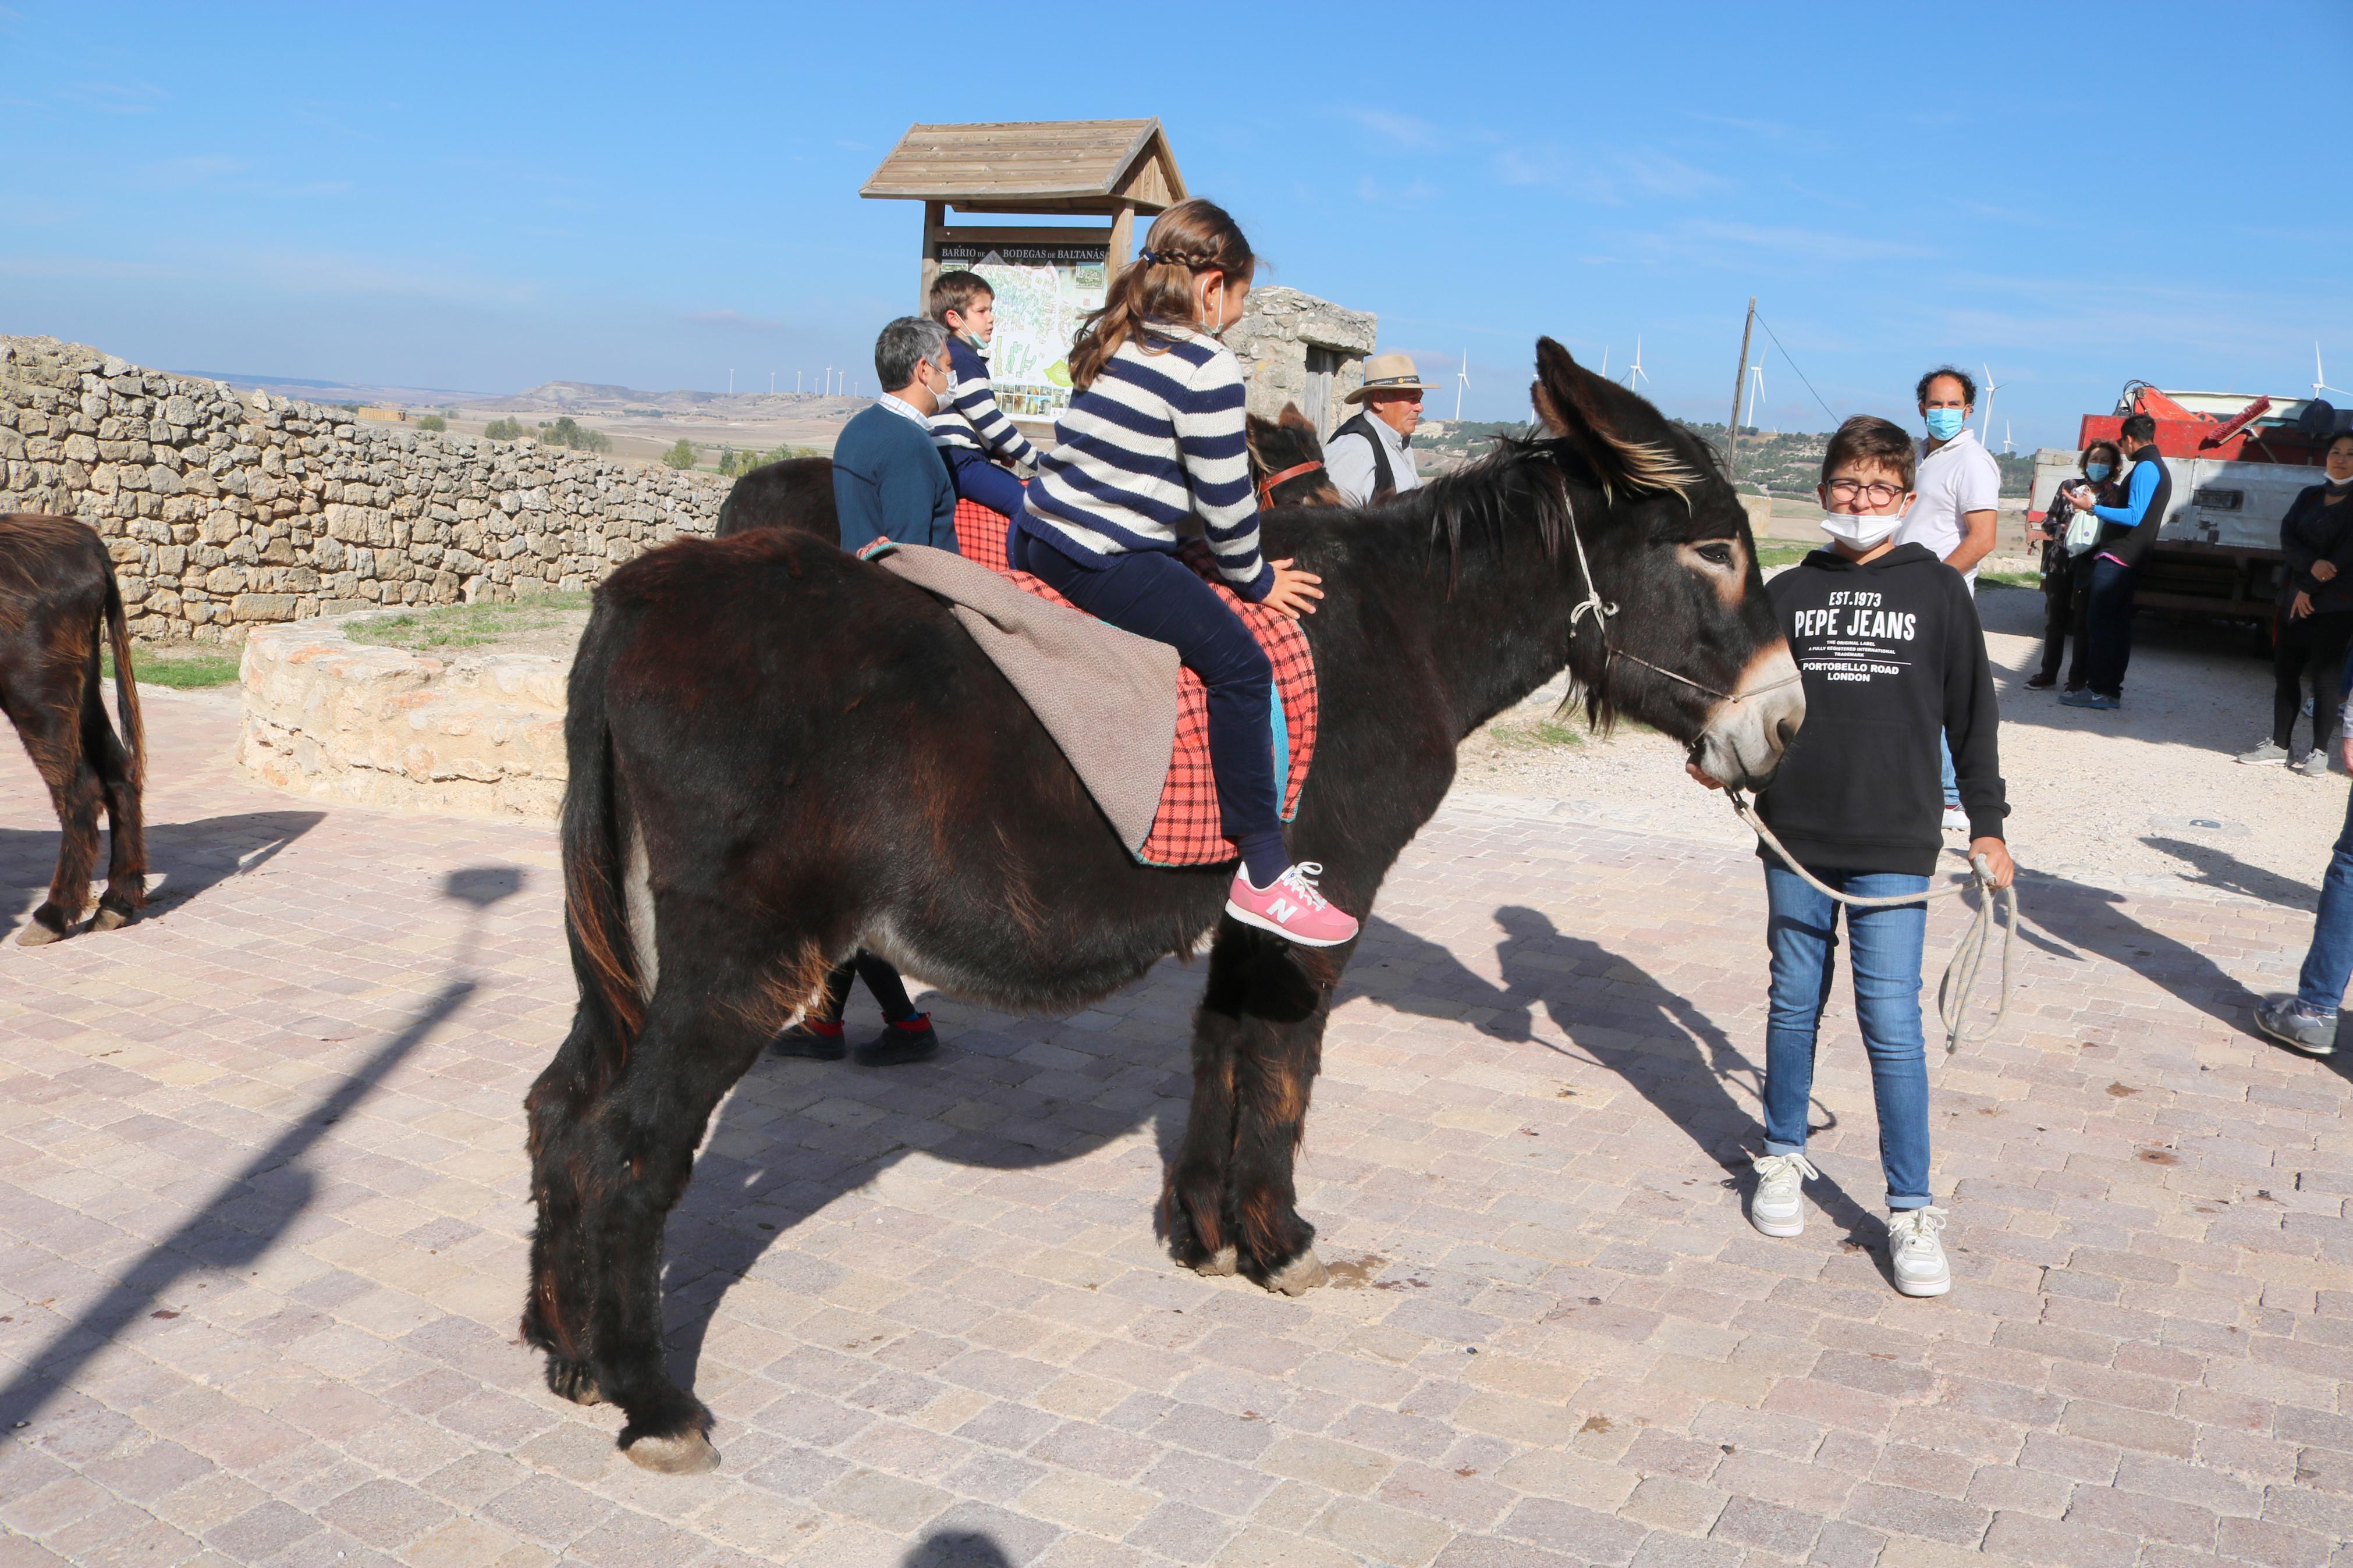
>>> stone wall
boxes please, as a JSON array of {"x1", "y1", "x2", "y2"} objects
[
  {"x1": 1225, "y1": 287, "x2": 1378, "y2": 439},
  {"x1": 237, "y1": 613, "x2": 570, "y2": 821},
  {"x1": 0, "y1": 335, "x2": 730, "y2": 643}
]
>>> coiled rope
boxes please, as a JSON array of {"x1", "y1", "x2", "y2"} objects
[{"x1": 1725, "y1": 787, "x2": 2017, "y2": 1054}]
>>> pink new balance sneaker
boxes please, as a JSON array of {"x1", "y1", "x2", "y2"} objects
[{"x1": 1225, "y1": 862, "x2": 1361, "y2": 947}]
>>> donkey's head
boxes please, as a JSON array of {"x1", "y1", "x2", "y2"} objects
[
  {"x1": 1528, "y1": 337, "x2": 1801, "y2": 790},
  {"x1": 1247, "y1": 405, "x2": 1342, "y2": 509}
]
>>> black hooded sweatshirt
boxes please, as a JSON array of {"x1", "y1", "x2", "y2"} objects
[{"x1": 1758, "y1": 543, "x2": 2008, "y2": 876}]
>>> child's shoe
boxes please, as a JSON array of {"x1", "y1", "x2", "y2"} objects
[
  {"x1": 856, "y1": 1014, "x2": 941, "y2": 1066},
  {"x1": 1748, "y1": 1151, "x2": 1818, "y2": 1237},
  {"x1": 770, "y1": 1018, "x2": 847, "y2": 1061},
  {"x1": 1225, "y1": 862, "x2": 1360, "y2": 947},
  {"x1": 1888, "y1": 1206, "x2": 1951, "y2": 1297}
]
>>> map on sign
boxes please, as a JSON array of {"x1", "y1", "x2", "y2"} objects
[{"x1": 938, "y1": 241, "x2": 1109, "y2": 421}]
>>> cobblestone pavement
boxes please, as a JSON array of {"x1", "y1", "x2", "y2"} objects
[{"x1": 2, "y1": 692, "x2": 2349, "y2": 1568}]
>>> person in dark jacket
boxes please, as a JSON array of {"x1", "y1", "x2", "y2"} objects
[
  {"x1": 2024, "y1": 440, "x2": 2121, "y2": 692},
  {"x1": 2060, "y1": 413, "x2": 2173, "y2": 710},
  {"x1": 1691, "y1": 415, "x2": 2014, "y2": 1299},
  {"x1": 2238, "y1": 431, "x2": 2353, "y2": 775},
  {"x1": 830, "y1": 316, "x2": 959, "y2": 557},
  {"x1": 773, "y1": 317, "x2": 957, "y2": 1068}
]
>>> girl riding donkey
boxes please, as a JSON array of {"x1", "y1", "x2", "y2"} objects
[{"x1": 1012, "y1": 198, "x2": 1355, "y2": 945}]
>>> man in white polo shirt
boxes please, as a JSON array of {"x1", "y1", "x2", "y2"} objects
[
  {"x1": 1894, "y1": 365, "x2": 2002, "y2": 829},
  {"x1": 1896, "y1": 365, "x2": 2001, "y2": 586}
]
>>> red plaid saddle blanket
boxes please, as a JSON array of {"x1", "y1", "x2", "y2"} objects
[{"x1": 951, "y1": 499, "x2": 1317, "y2": 868}]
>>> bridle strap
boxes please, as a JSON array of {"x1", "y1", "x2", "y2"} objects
[
  {"x1": 1559, "y1": 492, "x2": 1798, "y2": 706},
  {"x1": 1257, "y1": 460, "x2": 1325, "y2": 506}
]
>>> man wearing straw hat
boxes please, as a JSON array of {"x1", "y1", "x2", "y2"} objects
[{"x1": 1326, "y1": 352, "x2": 1438, "y2": 508}]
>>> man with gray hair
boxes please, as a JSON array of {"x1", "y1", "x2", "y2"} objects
[{"x1": 831, "y1": 315, "x2": 957, "y2": 556}]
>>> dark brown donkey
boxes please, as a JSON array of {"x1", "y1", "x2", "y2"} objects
[
  {"x1": 523, "y1": 340, "x2": 1805, "y2": 1473},
  {"x1": 0, "y1": 514, "x2": 146, "y2": 944}
]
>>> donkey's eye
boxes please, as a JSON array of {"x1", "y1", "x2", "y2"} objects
[{"x1": 1697, "y1": 543, "x2": 1734, "y2": 567}]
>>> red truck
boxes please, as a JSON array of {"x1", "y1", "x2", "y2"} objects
[{"x1": 2028, "y1": 383, "x2": 2350, "y2": 627}]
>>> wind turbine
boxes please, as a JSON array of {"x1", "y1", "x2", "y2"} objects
[
  {"x1": 1600, "y1": 344, "x2": 1610, "y2": 380},
  {"x1": 1625, "y1": 336, "x2": 1648, "y2": 394},
  {"x1": 1742, "y1": 348, "x2": 1766, "y2": 433},
  {"x1": 2316, "y1": 343, "x2": 2345, "y2": 399},
  {"x1": 1980, "y1": 362, "x2": 2006, "y2": 444},
  {"x1": 2003, "y1": 420, "x2": 2015, "y2": 456},
  {"x1": 1454, "y1": 349, "x2": 1470, "y2": 422}
]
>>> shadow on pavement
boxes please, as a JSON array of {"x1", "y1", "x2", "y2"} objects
[
  {"x1": 0, "y1": 976, "x2": 477, "y2": 1436},
  {"x1": 903, "y1": 1531, "x2": 1017, "y2": 1566},
  {"x1": 0, "y1": 809, "x2": 325, "y2": 930},
  {"x1": 0, "y1": 865, "x2": 513, "y2": 1436},
  {"x1": 2142, "y1": 834, "x2": 2320, "y2": 912}
]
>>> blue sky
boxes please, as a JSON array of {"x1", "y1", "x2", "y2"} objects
[{"x1": 5, "y1": 1, "x2": 2347, "y2": 450}]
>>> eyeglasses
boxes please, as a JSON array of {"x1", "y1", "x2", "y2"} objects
[{"x1": 1826, "y1": 478, "x2": 1907, "y2": 506}]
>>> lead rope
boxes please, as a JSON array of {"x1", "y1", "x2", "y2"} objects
[
  {"x1": 1727, "y1": 787, "x2": 2017, "y2": 1053},
  {"x1": 1556, "y1": 499, "x2": 1994, "y2": 1042}
]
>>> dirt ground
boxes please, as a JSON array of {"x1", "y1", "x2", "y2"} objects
[{"x1": 1458, "y1": 570, "x2": 2344, "y2": 908}]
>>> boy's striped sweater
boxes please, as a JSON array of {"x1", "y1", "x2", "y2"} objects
[
  {"x1": 1018, "y1": 325, "x2": 1272, "y2": 602},
  {"x1": 930, "y1": 337, "x2": 1039, "y2": 470}
]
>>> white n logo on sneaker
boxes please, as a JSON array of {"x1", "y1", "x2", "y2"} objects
[{"x1": 1267, "y1": 898, "x2": 1300, "y2": 923}]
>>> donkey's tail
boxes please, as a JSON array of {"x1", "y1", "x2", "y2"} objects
[
  {"x1": 100, "y1": 559, "x2": 144, "y2": 788},
  {"x1": 557, "y1": 605, "x2": 645, "y2": 1090}
]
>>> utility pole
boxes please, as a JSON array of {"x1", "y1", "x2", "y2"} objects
[{"x1": 1728, "y1": 297, "x2": 1755, "y2": 482}]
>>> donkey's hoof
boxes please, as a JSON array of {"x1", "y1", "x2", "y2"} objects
[
  {"x1": 16, "y1": 919, "x2": 69, "y2": 947},
  {"x1": 91, "y1": 907, "x2": 133, "y2": 933},
  {"x1": 545, "y1": 1360, "x2": 603, "y2": 1406},
  {"x1": 1265, "y1": 1247, "x2": 1328, "y2": 1296},
  {"x1": 623, "y1": 1430, "x2": 720, "y2": 1474},
  {"x1": 1191, "y1": 1245, "x2": 1239, "y2": 1278}
]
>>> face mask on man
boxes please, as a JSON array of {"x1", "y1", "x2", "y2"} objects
[
  {"x1": 1923, "y1": 408, "x2": 1967, "y2": 442},
  {"x1": 1821, "y1": 509, "x2": 1905, "y2": 551},
  {"x1": 2085, "y1": 462, "x2": 2113, "y2": 481}
]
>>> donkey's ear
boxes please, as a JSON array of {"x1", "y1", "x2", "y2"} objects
[
  {"x1": 1531, "y1": 336, "x2": 1697, "y2": 498},
  {"x1": 1277, "y1": 402, "x2": 1317, "y2": 436}
]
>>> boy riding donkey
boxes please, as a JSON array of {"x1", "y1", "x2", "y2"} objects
[{"x1": 1692, "y1": 415, "x2": 2016, "y2": 1297}]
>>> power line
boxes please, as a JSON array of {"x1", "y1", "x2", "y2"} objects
[{"x1": 1751, "y1": 311, "x2": 1838, "y2": 425}]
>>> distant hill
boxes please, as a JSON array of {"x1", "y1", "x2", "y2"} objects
[{"x1": 1415, "y1": 417, "x2": 2031, "y2": 497}]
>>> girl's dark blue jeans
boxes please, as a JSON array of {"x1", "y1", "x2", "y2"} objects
[{"x1": 1012, "y1": 524, "x2": 1283, "y2": 874}]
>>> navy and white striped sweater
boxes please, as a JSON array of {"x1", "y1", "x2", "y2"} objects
[
  {"x1": 1018, "y1": 325, "x2": 1272, "y2": 603},
  {"x1": 929, "y1": 337, "x2": 1039, "y2": 470}
]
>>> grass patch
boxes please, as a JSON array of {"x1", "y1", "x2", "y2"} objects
[
  {"x1": 1978, "y1": 571, "x2": 2039, "y2": 590},
  {"x1": 346, "y1": 591, "x2": 592, "y2": 652},
  {"x1": 1495, "y1": 717, "x2": 1587, "y2": 749},
  {"x1": 1756, "y1": 542, "x2": 1815, "y2": 570},
  {"x1": 102, "y1": 646, "x2": 242, "y2": 688}
]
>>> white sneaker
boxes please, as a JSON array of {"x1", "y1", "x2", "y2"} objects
[
  {"x1": 1940, "y1": 805, "x2": 1969, "y2": 833},
  {"x1": 1888, "y1": 1206, "x2": 1951, "y2": 1297},
  {"x1": 1748, "y1": 1151, "x2": 1818, "y2": 1237}
]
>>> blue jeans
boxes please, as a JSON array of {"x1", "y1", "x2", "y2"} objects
[
  {"x1": 2084, "y1": 557, "x2": 2136, "y2": 697},
  {"x1": 944, "y1": 447, "x2": 1027, "y2": 518},
  {"x1": 2297, "y1": 783, "x2": 2353, "y2": 1014},
  {"x1": 1762, "y1": 864, "x2": 1933, "y2": 1210},
  {"x1": 1938, "y1": 736, "x2": 1959, "y2": 810},
  {"x1": 1011, "y1": 522, "x2": 1284, "y2": 877}
]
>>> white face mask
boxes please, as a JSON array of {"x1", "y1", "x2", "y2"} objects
[{"x1": 1821, "y1": 509, "x2": 1904, "y2": 551}]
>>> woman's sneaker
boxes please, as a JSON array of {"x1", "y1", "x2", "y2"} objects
[
  {"x1": 1888, "y1": 1206, "x2": 1951, "y2": 1297},
  {"x1": 2255, "y1": 996, "x2": 2338, "y2": 1056},
  {"x1": 1748, "y1": 1151, "x2": 1818, "y2": 1237},
  {"x1": 1226, "y1": 862, "x2": 1360, "y2": 947},
  {"x1": 2235, "y1": 741, "x2": 2290, "y2": 766},
  {"x1": 2295, "y1": 749, "x2": 2333, "y2": 778}
]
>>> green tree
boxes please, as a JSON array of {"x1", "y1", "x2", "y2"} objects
[
  {"x1": 484, "y1": 417, "x2": 524, "y2": 440},
  {"x1": 417, "y1": 414, "x2": 447, "y2": 432},
  {"x1": 662, "y1": 438, "x2": 699, "y2": 470}
]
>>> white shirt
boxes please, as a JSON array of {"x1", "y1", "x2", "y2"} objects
[
  {"x1": 1328, "y1": 413, "x2": 1424, "y2": 507},
  {"x1": 1894, "y1": 427, "x2": 2001, "y2": 589}
]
